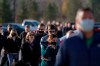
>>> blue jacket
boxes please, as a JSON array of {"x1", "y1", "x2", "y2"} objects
[
  {"x1": 60, "y1": 30, "x2": 83, "y2": 45},
  {"x1": 55, "y1": 32, "x2": 100, "y2": 66}
]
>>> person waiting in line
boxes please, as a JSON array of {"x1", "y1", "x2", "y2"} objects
[
  {"x1": 4, "y1": 29, "x2": 21, "y2": 66},
  {"x1": 35, "y1": 23, "x2": 47, "y2": 43},
  {"x1": 41, "y1": 34, "x2": 59, "y2": 66},
  {"x1": 0, "y1": 25, "x2": 4, "y2": 54},
  {"x1": 56, "y1": 21, "x2": 63, "y2": 38},
  {"x1": 21, "y1": 31, "x2": 40, "y2": 66},
  {"x1": 20, "y1": 25, "x2": 30, "y2": 44},
  {"x1": 40, "y1": 24, "x2": 60, "y2": 56},
  {"x1": 40, "y1": 24, "x2": 60, "y2": 66},
  {"x1": 4, "y1": 24, "x2": 12, "y2": 37},
  {"x1": 0, "y1": 25, "x2": 6, "y2": 65},
  {"x1": 62, "y1": 22, "x2": 72, "y2": 36}
]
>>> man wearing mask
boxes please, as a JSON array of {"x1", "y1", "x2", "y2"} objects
[
  {"x1": 40, "y1": 25, "x2": 60, "y2": 53},
  {"x1": 34, "y1": 23, "x2": 47, "y2": 62},
  {"x1": 35, "y1": 23, "x2": 47, "y2": 44},
  {"x1": 55, "y1": 8, "x2": 100, "y2": 66},
  {"x1": 40, "y1": 24, "x2": 60, "y2": 66},
  {"x1": 20, "y1": 25, "x2": 30, "y2": 44}
]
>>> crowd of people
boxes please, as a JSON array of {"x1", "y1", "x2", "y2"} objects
[{"x1": 0, "y1": 7, "x2": 100, "y2": 66}]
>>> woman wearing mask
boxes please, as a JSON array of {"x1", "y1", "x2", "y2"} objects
[
  {"x1": 4, "y1": 29, "x2": 21, "y2": 66},
  {"x1": 21, "y1": 31, "x2": 40, "y2": 66},
  {"x1": 41, "y1": 34, "x2": 59, "y2": 66}
]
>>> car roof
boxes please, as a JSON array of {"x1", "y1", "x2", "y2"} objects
[{"x1": 23, "y1": 19, "x2": 39, "y2": 22}]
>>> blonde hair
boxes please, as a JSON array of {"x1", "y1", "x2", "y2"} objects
[
  {"x1": 7, "y1": 29, "x2": 19, "y2": 39},
  {"x1": 25, "y1": 31, "x2": 35, "y2": 40}
]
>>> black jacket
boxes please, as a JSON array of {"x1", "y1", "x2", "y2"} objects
[
  {"x1": 20, "y1": 31, "x2": 27, "y2": 44},
  {"x1": 21, "y1": 40, "x2": 40, "y2": 66},
  {"x1": 4, "y1": 37, "x2": 21, "y2": 53}
]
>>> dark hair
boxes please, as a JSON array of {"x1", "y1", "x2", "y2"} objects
[
  {"x1": 25, "y1": 25, "x2": 30, "y2": 28},
  {"x1": 39, "y1": 23, "x2": 45, "y2": 27},
  {"x1": 78, "y1": 7, "x2": 93, "y2": 13},
  {"x1": 76, "y1": 7, "x2": 93, "y2": 21},
  {"x1": 47, "y1": 24, "x2": 57, "y2": 31}
]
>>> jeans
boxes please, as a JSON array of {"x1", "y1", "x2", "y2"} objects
[{"x1": 7, "y1": 53, "x2": 18, "y2": 66}]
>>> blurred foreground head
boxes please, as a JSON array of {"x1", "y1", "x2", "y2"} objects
[{"x1": 75, "y1": 8, "x2": 95, "y2": 32}]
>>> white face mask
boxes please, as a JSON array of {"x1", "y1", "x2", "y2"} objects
[{"x1": 80, "y1": 19, "x2": 94, "y2": 32}]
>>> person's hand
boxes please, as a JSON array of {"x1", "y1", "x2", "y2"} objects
[
  {"x1": 41, "y1": 56, "x2": 51, "y2": 61},
  {"x1": 51, "y1": 45, "x2": 56, "y2": 49}
]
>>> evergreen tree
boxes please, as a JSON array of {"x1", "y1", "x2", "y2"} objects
[
  {"x1": 1, "y1": 0, "x2": 12, "y2": 22},
  {"x1": 19, "y1": 0, "x2": 28, "y2": 22},
  {"x1": 66, "y1": 0, "x2": 82, "y2": 22},
  {"x1": 29, "y1": 0, "x2": 38, "y2": 20},
  {"x1": 92, "y1": 0, "x2": 100, "y2": 21},
  {"x1": 43, "y1": 2, "x2": 58, "y2": 21},
  {"x1": 62, "y1": 0, "x2": 68, "y2": 19}
]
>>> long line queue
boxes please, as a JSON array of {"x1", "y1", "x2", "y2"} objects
[{"x1": 0, "y1": 7, "x2": 100, "y2": 66}]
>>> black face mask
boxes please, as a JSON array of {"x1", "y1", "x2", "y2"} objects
[
  {"x1": 38, "y1": 31, "x2": 44, "y2": 34},
  {"x1": 12, "y1": 33, "x2": 16, "y2": 37},
  {"x1": 50, "y1": 42, "x2": 56, "y2": 45}
]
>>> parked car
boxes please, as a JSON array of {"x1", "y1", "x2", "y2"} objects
[
  {"x1": 2, "y1": 27, "x2": 7, "y2": 32},
  {"x1": 2, "y1": 23, "x2": 24, "y2": 35},
  {"x1": 94, "y1": 22, "x2": 100, "y2": 33},
  {"x1": 22, "y1": 19, "x2": 40, "y2": 31}
]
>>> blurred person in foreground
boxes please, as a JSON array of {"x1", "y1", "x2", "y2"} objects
[
  {"x1": 20, "y1": 25, "x2": 30, "y2": 44},
  {"x1": 21, "y1": 31, "x2": 40, "y2": 66},
  {"x1": 4, "y1": 29, "x2": 21, "y2": 66},
  {"x1": 55, "y1": 8, "x2": 100, "y2": 66}
]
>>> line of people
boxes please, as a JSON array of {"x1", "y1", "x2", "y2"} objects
[
  {"x1": 0, "y1": 7, "x2": 100, "y2": 66},
  {"x1": 0, "y1": 23, "x2": 65, "y2": 66}
]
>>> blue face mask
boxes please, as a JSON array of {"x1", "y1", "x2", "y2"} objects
[{"x1": 80, "y1": 19, "x2": 94, "y2": 32}]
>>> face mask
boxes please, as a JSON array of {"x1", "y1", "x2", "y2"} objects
[
  {"x1": 38, "y1": 31, "x2": 44, "y2": 34},
  {"x1": 80, "y1": 19, "x2": 94, "y2": 32}
]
